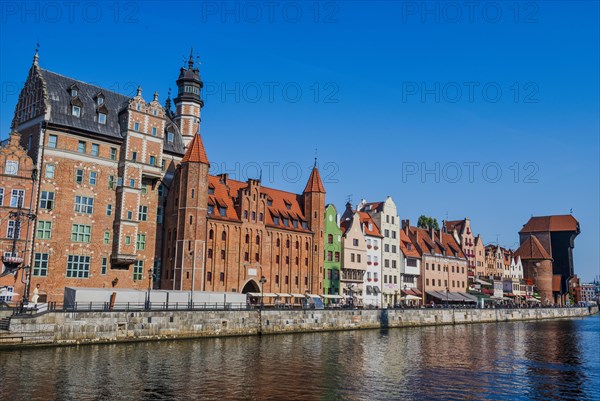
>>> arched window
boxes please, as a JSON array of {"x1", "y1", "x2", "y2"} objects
[
  {"x1": 245, "y1": 234, "x2": 250, "y2": 244},
  {"x1": 209, "y1": 230, "x2": 214, "y2": 240},
  {"x1": 295, "y1": 241, "x2": 299, "y2": 250},
  {"x1": 222, "y1": 231, "x2": 227, "y2": 241},
  {"x1": 328, "y1": 234, "x2": 333, "y2": 244},
  {"x1": 208, "y1": 249, "x2": 213, "y2": 259},
  {"x1": 256, "y1": 235, "x2": 260, "y2": 245},
  {"x1": 286, "y1": 239, "x2": 290, "y2": 248},
  {"x1": 305, "y1": 242, "x2": 309, "y2": 251},
  {"x1": 277, "y1": 238, "x2": 281, "y2": 247}
]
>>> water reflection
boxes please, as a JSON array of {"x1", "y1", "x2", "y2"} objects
[{"x1": 1, "y1": 316, "x2": 598, "y2": 401}]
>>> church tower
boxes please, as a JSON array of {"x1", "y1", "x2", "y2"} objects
[
  {"x1": 303, "y1": 161, "x2": 326, "y2": 294},
  {"x1": 174, "y1": 49, "x2": 204, "y2": 148}
]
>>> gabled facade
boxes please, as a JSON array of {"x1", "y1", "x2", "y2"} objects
[
  {"x1": 340, "y1": 203, "x2": 367, "y2": 304},
  {"x1": 0, "y1": 130, "x2": 37, "y2": 303},
  {"x1": 359, "y1": 212, "x2": 383, "y2": 307},
  {"x1": 323, "y1": 204, "x2": 342, "y2": 299},
  {"x1": 359, "y1": 197, "x2": 401, "y2": 306},
  {"x1": 445, "y1": 218, "x2": 477, "y2": 281},
  {"x1": 399, "y1": 228, "x2": 421, "y2": 302}
]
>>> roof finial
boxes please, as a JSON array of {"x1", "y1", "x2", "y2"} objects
[
  {"x1": 314, "y1": 147, "x2": 318, "y2": 168},
  {"x1": 33, "y1": 42, "x2": 39, "y2": 66},
  {"x1": 153, "y1": 91, "x2": 159, "y2": 102},
  {"x1": 188, "y1": 47, "x2": 194, "y2": 69},
  {"x1": 165, "y1": 87, "x2": 172, "y2": 110},
  {"x1": 136, "y1": 86, "x2": 142, "y2": 97}
]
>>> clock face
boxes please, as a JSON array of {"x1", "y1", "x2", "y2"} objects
[{"x1": 4, "y1": 161, "x2": 19, "y2": 175}]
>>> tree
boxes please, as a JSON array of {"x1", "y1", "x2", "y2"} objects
[{"x1": 417, "y1": 215, "x2": 439, "y2": 230}]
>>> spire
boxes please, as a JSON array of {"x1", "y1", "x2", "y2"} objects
[
  {"x1": 188, "y1": 47, "x2": 195, "y2": 69},
  {"x1": 165, "y1": 88, "x2": 172, "y2": 110},
  {"x1": 33, "y1": 44, "x2": 39, "y2": 66},
  {"x1": 181, "y1": 132, "x2": 209, "y2": 164},
  {"x1": 304, "y1": 164, "x2": 325, "y2": 193}
]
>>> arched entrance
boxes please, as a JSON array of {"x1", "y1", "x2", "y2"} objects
[{"x1": 241, "y1": 280, "x2": 260, "y2": 294}]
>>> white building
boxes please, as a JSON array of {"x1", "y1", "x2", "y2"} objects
[
  {"x1": 360, "y1": 197, "x2": 401, "y2": 306},
  {"x1": 359, "y1": 212, "x2": 383, "y2": 307}
]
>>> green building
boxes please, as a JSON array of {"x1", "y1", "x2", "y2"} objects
[{"x1": 324, "y1": 204, "x2": 342, "y2": 303}]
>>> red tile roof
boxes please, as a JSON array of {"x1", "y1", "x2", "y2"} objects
[
  {"x1": 206, "y1": 175, "x2": 309, "y2": 232},
  {"x1": 405, "y1": 226, "x2": 465, "y2": 259},
  {"x1": 359, "y1": 212, "x2": 383, "y2": 238},
  {"x1": 520, "y1": 215, "x2": 579, "y2": 233},
  {"x1": 181, "y1": 133, "x2": 209, "y2": 164},
  {"x1": 444, "y1": 219, "x2": 465, "y2": 233},
  {"x1": 304, "y1": 167, "x2": 325, "y2": 193},
  {"x1": 400, "y1": 230, "x2": 420, "y2": 258},
  {"x1": 514, "y1": 236, "x2": 552, "y2": 260},
  {"x1": 363, "y1": 202, "x2": 384, "y2": 213}
]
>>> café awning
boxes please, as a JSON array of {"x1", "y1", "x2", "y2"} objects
[{"x1": 321, "y1": 295, "x2": 345, "y2": 299}]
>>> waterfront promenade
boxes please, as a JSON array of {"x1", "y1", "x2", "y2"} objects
[{"x1": 0, "y1": 305, "x2": 597, "y2": 348}]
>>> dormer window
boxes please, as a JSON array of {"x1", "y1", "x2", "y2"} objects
[
  {"x1": 72, "y1": 106, "x2": 81, "y2": 117},
  {"x1": 167, "y1": 132, "x2": 174, "y2": 143},
  {"x1": 69, "y1": 84, "x2": 80, "y2": 97},
  {"x1": 98, "y1": 113, "x2": 107, "y2": 124},
  {"x1": 208, "y1": 185, "x2": 215, "y2": 195},
  {"x1": 72, "y1": 89, "x2": 78, "y2": 97},
  {"x1": 285, "y1": 201, "x2": 292, "y2": 210}
]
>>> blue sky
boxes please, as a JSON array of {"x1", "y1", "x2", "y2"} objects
[{"x1": 1, "y1": 1, "x2": 598, "y2": 281}]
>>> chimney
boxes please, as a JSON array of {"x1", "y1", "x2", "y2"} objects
[
  {"x1": 218, "y1": 173, "x2": 228, "y2": 185},
  {"x1": 430, "y1": 227, "x2": 435, "y2": 241}
]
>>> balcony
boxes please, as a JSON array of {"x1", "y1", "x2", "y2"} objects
[{"x1": 111, "y1": 253, "x2": 137, "y2": 268}]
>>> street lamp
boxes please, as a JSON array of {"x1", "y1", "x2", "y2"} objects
[
  {"x1": 259, "y1": 275, "x2": 267, "y2": 310},
  {"x1": 146, "y1": 268, "x2": 153, "y2": 309}
]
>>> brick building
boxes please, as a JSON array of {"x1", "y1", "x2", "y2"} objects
[
  {"x1": 161, "y1": 132, "x2": 326, "y2": 296},
  {"x1": 0, "y1": 131, "x2": 37, "y2": 303},
  {"x1": 5, "y1": 50, "x2": 326, "y2": 303},
  {"x1": 517, "y1": 215, "x2": 580, "y2": 305},
  {"x1": 402, "y1": 220, "x2": 468, "y2": 304}
]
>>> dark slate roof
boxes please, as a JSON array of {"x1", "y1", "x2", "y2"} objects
[
  {"x1": 39, "y1": 68, "x2": 186, "y2": 156},
  {"x1": 163, "y1": 122, "x2": 185, "y2": 155},
  {"x1": 39, "y1": 69, "x2": 129, "y2": 139}
]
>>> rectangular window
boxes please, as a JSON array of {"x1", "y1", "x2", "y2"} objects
[
  {"x1": 130, "y1": 179, "x2": 135, "y2": 188},
  {"x1": 89, "y1": 171, "x2": 97, "y2": 186},
  {"x1": 108, "y1": 175, "x2": 115, "y2": 189},
  {"x1": 66, "y1": 255, "x2": 91, "y2": 278},
  {"x1": 392, "y1": 245, "x2": 397, "y2": 253},
  {"x1": 219, "y1": 207, "x2": 227, "y2": 217},
  {"x1": 141, "y1": 184, "x2": 148, "y2": 195},
  {"x1": 392, "y1": 231, "x2": 397, "y2": 239},
  {"x1": 0, "y1": 188, "x2": 3, "y2": 206},
  {"x1": 351, "y1": 253, "x2": 355, "y2": 263},
  {"x1": 131, "y1": 152, "x2": 137, "y2": 162},
  {"x1": 98, "y1": 113, "x2": 107, "y2": 125},
  {"x1": 36, "y1": 220, "x2": 52, "y2": 239},
  {"x1": 392, "y1": 260, "x2": 397, "y2": 269},
  {"x1": 136, "y1": 234, "x2": 146, "y2": 251},
  {"x1": 134, "y1": 122, "x2": 140, "y2": 132},
  {"x1": 138, "y1": 206, "x2": 148, "y2": 221},
  {"x1": 158, "y1": 185, "x2": 165, "y2": 197},
  {"x1": 75, "y1": 169, "x2": 84, "y2": 184},
  {"x1": 127, "y1": 211, "x2": 133, "y2": 220},
  {"x1": 72, "y1": 106, "x2": 81, "y2": 117},
  {"x1": 106, "y1": 204, "x2": 113, "y2": 216},
  {"x1": 149, "y1": 156, "x2": 156, "y2": 166},
  {"x1": 101, "y1": 257, "x2": 108, "y2": 275},
  {"x1": 71, "y1": 224, "x2": 92, "y2": 242},
  {"x1": 91, "y1": 144, "x2": 99, "y2": 157},
  {"x1": 33, "y1": 253, "x2": 49, "y2": 276},
  {"x1": 110, "y1": 147, "x2": 117, "y2": 160},
  {"x1": 157, "y1": 207, "x2": 163, "y2": 223},
  {"x1": 45, "y1": 164, "x2": 55, "y2": 179},
  {"x1": 353, "y1": 239, "x2": 359, "y2": 246},
  {"x1": 7, "y1": 220, "x2": 21, "y2": 239},
  {"x1": 48, "y1": 135, "x2": 57, "y2": 148},
  {"x1": 125, "y1": 236, "x2": 131, "y2": 245},
  {"x1": 152, "y1": 127, "x2": 157, "y2": 136},
  {"x1": 74, "y1": 196, "x2": 94, "y2": 214},
  {"x1": 133, "y1": 260, "x2": 144, "y2": 281},
  {"x1": 103, "y1": 231, "x2": 110, "y2": 245},
  {"x1": 168, "y1": 132, "x2": 174, "y2": 143},
  {"x1": 40, "y1": 191, "x2": 54, "y2": 210},
  {"x1": 10, "y1": 189, "x2": 24, "y2": 207},
  {"x1": 77, "y1": 141, "x2": 86, "y2": 153}
]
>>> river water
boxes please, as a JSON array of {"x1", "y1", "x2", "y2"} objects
[{"x1": 1, "y1": 315, "x2": 599, "y2": 401}]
